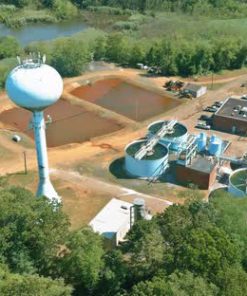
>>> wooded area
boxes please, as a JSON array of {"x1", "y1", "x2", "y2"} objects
[
  {"x1": 1, "y1": 0, "x2": 247, "y2": 87},
  {"x1": 0, "y1": 183, "x2": 247, "y2": 295}
]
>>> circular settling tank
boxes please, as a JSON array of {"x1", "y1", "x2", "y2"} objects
[
  {"x1": 228, "y1": 168, "x2": 247, "y2": 197},
  {"x1": 125, "y1": 140, "x2": 168, "y2": 178},
  {"x1": 148, "y1": 120, "x2": 188, "y2": 151}
]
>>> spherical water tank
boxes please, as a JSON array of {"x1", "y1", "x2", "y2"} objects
[
  {"x1": 197, "y1": 132, "x2": 207, "y2": 152},
  {"x1": 209, "y1": 135, "x2": 222, "y2": 156},
  {"x1": 6, "y1": 62, "x2": 63, "y2": 111},
  {"x1": 228, "y1": 168, "x2": 247, "y2": 197},
  {"x1": 125, "y1": 140, "x2": 168, "y2": 178},
  {"x1": 148, "y1": 120, "x2": 188, "y2": 151}
]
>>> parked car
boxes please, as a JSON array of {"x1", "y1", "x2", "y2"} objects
[
  {"x1": 241, "y1": 95, "x2": 247, "y2": 100},
  {"x1": 214, "y1": 101, "x2": 224, "y2": 107},
  {"x1": 195, "y1": 122, "x2": 211, "y2": 130},
  {"x1": 200, "y1": 114, "x2": 212, "y2": 122},
  {"x1": 204, "y1": 106, "x2": 218, "y2": 112}
]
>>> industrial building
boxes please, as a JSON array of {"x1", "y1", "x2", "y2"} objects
[
  {"x1": 213, "y1": 98, "x2": 247, "y2": 135},
  {"x1": 89, "y1": 198, "x2": 150, "y2": 247},
  {"x1": 89, "y1": 198, "x2": 132, "y2": 248},
  {"x1": 182, "y1": 83, "x2": 207, "y2": 98},
  {"x1": 124, "y1": 120, "x2": 231, "y2": 190},
  {"x1": 176, "y1": 155, "x2": 218, "y2": 189}
]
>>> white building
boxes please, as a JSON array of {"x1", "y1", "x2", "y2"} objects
[
  {"x1": 89, "y1": 198, "x2": 133, "y2": 247},
  {"x1": 183, "y1": 83, "x2": 207, "y2": 98}
]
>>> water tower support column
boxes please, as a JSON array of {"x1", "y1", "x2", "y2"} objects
[{"x1": 32, "y1": 111, "x2": 60, "y2": 202}]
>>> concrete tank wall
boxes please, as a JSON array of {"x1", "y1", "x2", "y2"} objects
[
  {"x1": 148, "y1": 120, "x2": 188, "y2": 151},
  {"x1": 228, "y1": 168, "x2": 247, "y2": 197},
  {"x1": 125, "y1": 140, "x2": 168, "y2": 178}
]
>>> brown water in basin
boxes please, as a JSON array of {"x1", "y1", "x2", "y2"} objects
[
  {"x1": 0, "y1": 100, "x2": 123, "y2": 147},
  {"x1": 71, "y1": 78, "x2": 181, "y2": 121}
]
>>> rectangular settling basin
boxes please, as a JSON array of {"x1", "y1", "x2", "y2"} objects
[
  {"x1": 70, "y1": 78, "x2": 181, "y2": 121},
  {"x1": 0, "y1": 100, "x2": 123, "y2": 147}
]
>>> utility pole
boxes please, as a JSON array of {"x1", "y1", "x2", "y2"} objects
[
  {"x1": 211, "y1": 72, "x2": 214, "y2": 89},
  {"x1": 136, "y1": 98, "x2": 138, "y2": 121},
  {"x1": 23, "y1": 151, "x2": 27, "y2": 174}
]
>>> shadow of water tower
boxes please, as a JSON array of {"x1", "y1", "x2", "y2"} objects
[{"x1": 6, "y1": 54, "x2": 63, "y2": 203}]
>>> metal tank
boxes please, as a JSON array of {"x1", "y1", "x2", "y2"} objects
[
  {"x1": 125, "y1": 140, "x2": 169, "y2": 178},
  {"x1": 148, "y1": 120, "x2": 188, "y2": 151},
  {"x1": 228, "y1": 168, "x2": 247, "y2": 197},
  {"x1": 197, "y1": 132, "x2": 207, "y2": 152},
  {"x1": 6, "y1": 54, "x2": 63, "y2": 203},
  {"x1": 208, "y1": 135, "x2": 222, "y2": 156}
]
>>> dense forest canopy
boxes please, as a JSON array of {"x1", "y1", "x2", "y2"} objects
[{"x1": 0, "y1": 182, "x2": 247, "y2": 295}]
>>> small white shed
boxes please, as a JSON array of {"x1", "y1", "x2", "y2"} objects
[
  {"x1": 183, "y1": 83, "x2": 207, "y2": 98},
  {"x1": 89, "y1": 198, "x2": 133, "y2": 247}
]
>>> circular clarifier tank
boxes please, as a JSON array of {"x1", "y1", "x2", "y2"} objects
[
  {"x1": 228, "y1": 168, "x2": 247, "y2": 197},
  {"x1": 148, "y1": 120, "x2": 188, "y2": 151},
  {"x1": 6, "y1": 61, "x2": 63, "y2": 111},
  {"x1": 125, "y1": 139, "x2": 168, "y2": 178}
]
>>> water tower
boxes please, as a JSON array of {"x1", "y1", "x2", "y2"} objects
[{"x1": 6, "y1": 54, "x2": 63, "y2": 202}]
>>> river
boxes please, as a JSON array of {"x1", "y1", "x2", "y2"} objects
[{"x1": 0, "y1": 19, "x2": 88, "y2": 46}]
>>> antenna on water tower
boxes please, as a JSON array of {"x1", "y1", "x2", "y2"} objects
[{"x1": 6, "y1": 53, "x2": 63, "y2": 203}]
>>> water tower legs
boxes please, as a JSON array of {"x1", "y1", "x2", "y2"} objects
[{"x1": 32, "y1": 111, "x2": 60, "y2": 202}]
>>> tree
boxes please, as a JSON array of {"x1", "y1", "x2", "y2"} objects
[
  {"x1": 50, "y1": 39, "x2": 90, "y2": 77},
  {"x1": 53, "y1": 0, "x2": 78, "y2": 20},
  {"x1": 60, "y1": 228, "x2": 105, "y2": 295},
  {"x1": 128, "y1": 44, "x2": 145, "y2": 67},
  {"x1": 216, "y1": 265, "x2": 247, "y2": 296},
  {"x1": 92, "y1": 36, "x2": 107, "y2": 61},
  {"x1": 0, "y1": 36, "x2": 20, "y2": 60},
  {"x1": 0, "y1": 186, "x2": 70, "y2": 275},
  {"x1": 130, "y1": 271, "x2": 218, "y2": 296},
  {"x1": 105, "y1": 33, "x2": 131, "y2": 65},
  {"x1": 174, "y1": 226, "x2": 240, "y2": 280},
  {"x1": 0, "y1": 263, "x2": 72, "y2": 296},
  {"x1": 158, "y1": 39, "x2": 178, "y2": 75},
  {"x1": 97, "y1": 250, "x2": 128, "y2": 296}
]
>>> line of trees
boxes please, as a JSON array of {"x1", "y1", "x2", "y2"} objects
[
  {"x1": 0, "y1": 182, "x2": 247, "y2": 295},
  {"x1": 2, "y1": 0, "x2": 247, "y2": 16},
  {"x1": 1, "y1": 31, "x2": 247, "y2": 88},
  {"x1": 92, "y1": 33, "x2": 247, "y2": 76}
]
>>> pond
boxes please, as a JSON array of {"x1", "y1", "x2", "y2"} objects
[{"x1": 0, "y1": 19, "x2": 88, "y2": 46}]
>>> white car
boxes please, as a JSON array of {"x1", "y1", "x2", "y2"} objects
[{"x1": 195, "y1": 122, "x2": 211, "y2": 130}]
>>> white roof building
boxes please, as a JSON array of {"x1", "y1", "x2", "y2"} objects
[
  {"x1": 183, "y1": 83, "x2": 207, "y2": 98},
  {"x1": 89, "y1": 198, "x2": 133, "y2": 247}
]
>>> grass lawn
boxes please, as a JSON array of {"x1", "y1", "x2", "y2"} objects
[{"x1": 1, "y1": 171, "x2": 110, "y2": 230}]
